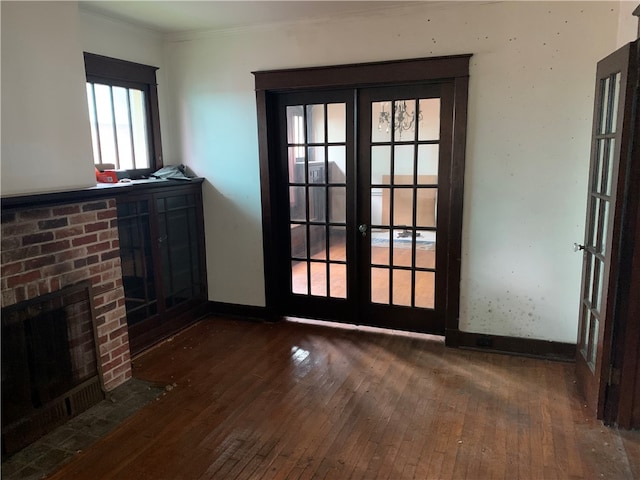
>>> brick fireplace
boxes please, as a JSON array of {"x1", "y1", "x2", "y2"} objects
[{"x1": 1, "y1": 199, "x2": 131, "y2": 392}]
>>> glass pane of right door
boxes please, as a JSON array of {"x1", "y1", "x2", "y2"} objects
[{"x1": 370, "y1": 97, "x2": 439, "y2": 308}]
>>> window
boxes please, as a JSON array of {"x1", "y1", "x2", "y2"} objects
[{"x1": 83, "y1": 53, "x2": 163, "y2": 175}]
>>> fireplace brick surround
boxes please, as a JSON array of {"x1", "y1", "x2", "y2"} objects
[{"x1": 1, "y1": 198, "x2": 131, "y2": 391}]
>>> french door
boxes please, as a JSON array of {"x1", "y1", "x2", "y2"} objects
[
  {"x1": 576, "y1": 40, "x2": 639, "y2": 423},
  {"x1": 275, "y1": 89, "x2": 356, "y2": 322},
  {"x1": 255, "y1": 56, "x2": 470, "y2": 336},
  {"x1": 358, "y1": 85, "x2": 452, "y2": 332}
]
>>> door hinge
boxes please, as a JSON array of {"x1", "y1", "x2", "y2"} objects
[{"x1": 608, "y1": 366, "x2": 622, "y2": 386}]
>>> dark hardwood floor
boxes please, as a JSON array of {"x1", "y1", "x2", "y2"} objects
[{"x1": 49, "y1": 316, "x2": 639, "y2": 479}]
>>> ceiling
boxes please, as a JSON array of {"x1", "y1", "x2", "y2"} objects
[{"x1": 79, "y1": 1, "x2": 426, "y2": 35}]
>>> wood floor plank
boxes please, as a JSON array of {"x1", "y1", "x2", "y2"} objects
[
  {"x1": 296, "y1": 332, "x2": 392, "y2": 480},
  {"x1": 44, "y1": 317, "x2": 640, "y2": 480}
]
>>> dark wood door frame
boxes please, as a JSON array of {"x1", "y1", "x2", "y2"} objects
[{"x1": 253, "y1": 55, "x2": 471, "y2": 334}]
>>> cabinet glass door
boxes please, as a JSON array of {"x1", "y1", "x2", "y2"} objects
[
  {"x1": 117, "y1": 199, "x2": 157, "y2": 325},
  {"x1": 156, "y1": 193, "x2": 205, "y2": 309}
]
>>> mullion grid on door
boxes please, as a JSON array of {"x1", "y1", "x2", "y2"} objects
[
  {"x1": 303, "y1": 105, "x2": 312, "y2": 295},
  {"x1": 371, "y1": 97, "x2": 438, "y2": 309},
  {"x1": 388, "y1": 100, "x2": 397, "y2": 304},
  {"x1": 580, "y1": 71, "x2": 620, "y2": 370},
  {"x1": 323, "y1": 106, "x2": 330, "y2": 297},
  {"x1": 289, "y1": 102, "x2": 347, "y2": 298}
]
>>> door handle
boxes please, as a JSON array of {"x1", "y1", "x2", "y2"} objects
[{"x1": 358, "y1": 224, "x2": 368, "y2": 237}]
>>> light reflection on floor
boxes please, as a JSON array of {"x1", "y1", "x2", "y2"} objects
[{"x1": 285, "y1": 316, "x2": 445, "y2": 343}]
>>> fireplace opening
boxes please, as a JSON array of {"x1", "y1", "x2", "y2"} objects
[{"x1": 1, "y1": 281, "x2": 105, "y2": 457}]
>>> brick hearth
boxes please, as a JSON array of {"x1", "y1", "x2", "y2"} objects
[{"x1": 1, "y1": 199, "x2": 131, "y2": 391}]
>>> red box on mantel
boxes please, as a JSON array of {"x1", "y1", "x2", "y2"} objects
[{"x1": 95, "y1": 168, "x2": 119, "y2": 183}]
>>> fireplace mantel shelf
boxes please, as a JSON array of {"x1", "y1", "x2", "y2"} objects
[{"x1": 1, "y1": 178, "x2": 205, "y2": 211}]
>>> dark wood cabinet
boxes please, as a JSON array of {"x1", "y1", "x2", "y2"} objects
[{"x1": 116, "y1": 180, "x2": 208, "y2": 354}]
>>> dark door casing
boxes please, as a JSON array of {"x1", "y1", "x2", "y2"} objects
[{"x1": 254, "y1": 56, "x2": 470, "y2": 337}]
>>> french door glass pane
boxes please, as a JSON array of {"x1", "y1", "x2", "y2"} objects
[
  {"x1": 417, "y1": 145, "x2": 439, "y2": 180},
  {"x1": 588, "y1": 313, "x2": 599, "y2": 369},
  {"x1": 310, "y1": 262, "x2": 327, "y2": 297},
  {"x1": 415, "y1": 230, "x2": 436, "y2": 269},
  {"x1": 605, "y1": 139, "x2": 616, "y2": 195},
  {"x1": 415, "y1": 271, "x2": 435, "y2": 308},
  {"x1": 597, "y1": 200, "x2": 610, "y2": 255},
  {"x1": 610, "y1": 73, "x2": 621, "y2": 133},
  {"x1": 589, "y1": 197, "x2": 599, "y2": 249},
  {"x1": 288, "y1": 147, "x2": 303, "y2": 183},
  {"x1": 306, "y1": 104, "x2": 325, "y2": 143},
  {"x1": 371, "y1": 228, "x2": 390, "y2": 266},
  {"x1": 392, "y1": 269, "x2": 412, "y2": 306},
  {"x1": 392, "y1": 229, "x2": 413, "y2": 268},
  {"x1": 594, "y1": 139, "x2": 605, "y2": 193},
  {"x1": 418, "y1": 99, "x2": 440, "y2": 141},
  {"x1": 579, "y1": 307, "x2": 589, "y2": 357},
  {"x1": 416, "y1": 188, "x2": 437, "y2": 228},
  {"x1": 308, "y1": 187, "x2": 326, "y2": 222},
  {"x1": 327, "y1": 103, "x2": 346, "y2": 142},
  {"x1": 369, "y1": 96, "x2": 440, "y2": 310},
  {"x1": 372, "y1": 102, "x2": 392, "y2": 143},
  {"x1": 328, "y1": 146, "x2": 346, "y2": 183},
  {"x1": 309, "y1": 225, "x2": 326, "y2": 260},
  {"x1": 371, "y1": 267, "x2": 389, "y2": 304},
  {"x1": 393, "y1": 100, "x2": 416, "y2": 141},
  {"x1": 599, "y1": 77, "x2": 611, "y2": 134},
  {"x1": 292, "y1": 261, "x2": 308, "y2": 295},
  {"x1": 329, "y1": 226, "x2": 346, "y2": 261},
  {"x1": 307, "y1": 148, "x2": 325, "y2": 181},
  {"x1": 375, "y1": 188, "x2": 390, "y2": 226},
  {"x1": 371, "y1": 146, "x2": 391, "y2": 184},
  {"x1": 290, "y1": 225, "x2": 306, "y2": 259},
  {"x1": 288, "y1": 102, "x2": 347, "y2": 299},
  {"x1": 394, "y1": 145, "x2": 414, "y2": 178},
  {"x1": 393, "y1": 189, "x2": 413, "y2": 228},
  {"x1": 328, "y1": 187, "x2": 346, "y2": 223},
  {"x1": 585, "y1": 255, "x2": 594, "y2": 305},
  {"x1": 287, "y1": 106, "x2": 305, "y2": 143},
  {"x1": 289, "y1": 187, "x2": 306, "y2": 222},
  {"x1": 329, "y1": 264, "x2": 346, "y2": 299},
  {"x1": 591, "y1": 259, "x2": 604, "y2": 312}
]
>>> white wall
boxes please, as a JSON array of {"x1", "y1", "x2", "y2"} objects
[
  {"x1": 1, "y1": 1, "x2": 95, "y2": 195},
  {"x1": 617, "y1": 1, "x2": 639, "y2": 47},
  {"x1": 165, "y1": 1, "x2": 624, "y2": 343}
]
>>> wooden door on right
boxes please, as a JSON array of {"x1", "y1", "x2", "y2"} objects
[{"x1": 576, "y1": 39, "x2": 639, "y2": 428}]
